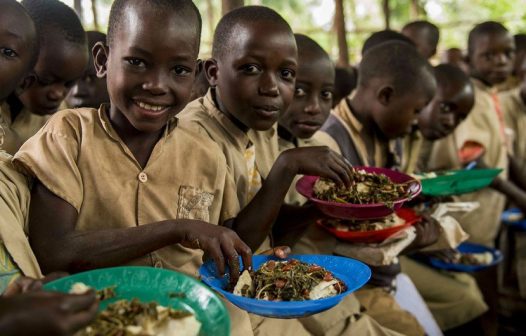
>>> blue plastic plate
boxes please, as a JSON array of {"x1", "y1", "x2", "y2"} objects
[
  {"x1": 44, "y1": 266, "x2": 230, "y2": 336},
  {"x1": 429, "y1": 243, "x2": 503, "y2": 272},
  {"x1": 199, "y1": 254, "x2": 371, "y2": 319},
  {"x1": 501, "y1": 208, "x2": 526, "y2": 231}
]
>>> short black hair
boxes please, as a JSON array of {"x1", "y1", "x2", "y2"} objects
[
  {"x1": 514, "y1": 34, "x2": 526, "y2": 52},
  {"x1": 107, "y1": 0, "x2": 202, "y2": 49},
  {"x1": 359, "y1": 41, "x2": 435, "y2": 97},
  {"x1": 434, "y1": 63, "x2": 472, "y2": 90},
  {"x1": 212, "y1": 6, "x2": 293, "y2": 59},
  {"x1": 295, "y1": 34, "x2": 331, "y2": 64},
  {"x1": 362, "y1": 30, "x2": 415, "y2": 56},
  {"x1": 334, "y1": 66, "x2": 357, "y2": 106},
  {"x1": 3, "y1": 0, "x2": 39, "y2": 71},
  {"x1": 402, "y1": 20, "x2": 440, "y2": 49},
  {"x1": 468, "y1": 21, "x2": 509, "y2": 56},
  {"x1": 21, "y1": 0, "x2": 86, "y2": 48}
]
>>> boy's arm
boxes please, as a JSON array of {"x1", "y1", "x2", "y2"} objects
[
  {"x1": 490, "y1": 177, "x2": 526, "y2": 213},
  {"x1": 271, "y1": 203, "x2": 321, "y2": 247},
  {"x1": 230, "y1": 146, "x2": 352, "y2": 251},
  {"x1": 509, "y1": 155, "x2": 526, "y2": 191},
  {"x1": 29, "y1": 182, "x2": 251, "y2": 279}
]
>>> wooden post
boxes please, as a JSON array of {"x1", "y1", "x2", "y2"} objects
[
  {"x1": 91, "y1": 0, "x2": 99, "y2": 31},
  {"x1": 222, "y1": 0, "x2": 244, "y2": 16},
  {"x1": 410, "y1": 0, "x2": 420, "y2": 19},
  {"x1": 382, "y1": 0, "x2": 391, "y2": 30},
  {"x1": 74, "y1": 0, "x2": 83, "y2": 23},
  {"x1": 334, "y1": 0, "x2": 350, "y2": 67}
]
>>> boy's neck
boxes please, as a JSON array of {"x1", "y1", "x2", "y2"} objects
[
  {"x1": 347, "y1": 93, "x2": 375, "y2": 129},
  {"x1": 107, "y1": 105, "x2": 164, "y2": 168},
  {"x1": 470, "y1": 73, "x2": 493, "y2": 88},
  {"x1": 211, "y1": 88, "x2": 249, "y2": 133},
  {"x1": 6, "y1": 94, "x2": 24, "y2": 120}
]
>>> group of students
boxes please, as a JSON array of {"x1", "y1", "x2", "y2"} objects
[{"x1": 0, "y1": 0, "x2": 525, "y2": 335}]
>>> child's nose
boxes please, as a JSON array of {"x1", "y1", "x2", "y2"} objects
[
  {"x1": 258, "y1": 73, "x2": 279, "y2": 96},
  {"x1": 142, "y1": 71, "x2": 169, "y2": 95},
  {"x1": 494, "y1": 52, "x2": 509, "y2": 65},
  {"x1": 305, "y1": 96, "x2": 321, "y2": 115}
]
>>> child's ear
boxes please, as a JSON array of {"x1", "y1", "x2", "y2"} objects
[
  {"x1": 377, "y1": 86, "x2": 394, "y2": 106},
  {"x1": 14, "y1": 72, "x2": 37, "y2": 95},
  {"x1": 93, "y1": 41, "x2": 109, "y2": 78},
  {"x1": 204, "y1": 58, "x2": 219, "y2": 87}
]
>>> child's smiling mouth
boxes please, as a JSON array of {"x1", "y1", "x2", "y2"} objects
[{"x1": 133, "y1": 100, "x2": 172, "y2": 117}]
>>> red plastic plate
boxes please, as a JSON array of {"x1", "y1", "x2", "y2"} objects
[{"x1": 316, "y1": 208, "x2": 421, "y2": 243}]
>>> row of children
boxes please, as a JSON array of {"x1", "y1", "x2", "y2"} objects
[{"x1": 0, "y1": 0, "x2": 525, "y2": 335}]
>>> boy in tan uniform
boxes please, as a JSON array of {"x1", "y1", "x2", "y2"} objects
[
  {"x1": 426, "y1": 22, "x2": 520, "y2": 247},
  {"x1": 0, "y1": 0, "x2": 88, "y2": 154},
  {"x1": 275, "y1": 33, "x2": 406, "y2": 336},
  {"x1": 398, "y1": 64, "x2": 490, "y2": 333},
  {"x1": 296, "y1": 41, "x2": 439, "y2": 336},
  {"x1": 13, "y1": 1, "x2": 259, "y2": 335}
]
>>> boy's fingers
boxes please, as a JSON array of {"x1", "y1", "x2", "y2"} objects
[
  {"x1": 220, "y1": 240, "x2": 241, "y2": 283},
  {"x1": 207, "y1": 241, "x2": 226, "y2": 277},
  {"x1": 274, "y1": 246, "x2": 291, "y2": 259},
  {"x1": 64, "y1": 300, "x2": 99, "y2": 333},
  {"x1": 59, "y1": 291, "x2": 97, "y2": 313},
  {"x1": 237, "y1": 242, "x2": 253, "y2": 272}
]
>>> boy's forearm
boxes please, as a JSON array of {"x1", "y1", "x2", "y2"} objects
[
  {"x1": 231, "y1": 155, "x2": 297, "y2": 250},
  {"x1": 491, "y1": 176, "x2": 526, "y2": 210},
  {"x1": 272, "y1": 203, "x2": 320, "y2": 247},
  {"x1": 509, "y1": 156, "x2": 526, "y2": 191}
]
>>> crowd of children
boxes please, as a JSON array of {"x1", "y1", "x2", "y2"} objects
[{"x1": 0, "y1": 0, "x2": 525, "y2": 335}]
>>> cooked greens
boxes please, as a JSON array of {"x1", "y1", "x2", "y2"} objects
[
  {"x1": 313, "y1": 168, "x2": 411, "y2": 208},
  {"x1": 232, "y1": 259, "x2": 346, "y2": 301},
  {"x1": 77, "y1": 299, "x2": 200, "y2": 336}
]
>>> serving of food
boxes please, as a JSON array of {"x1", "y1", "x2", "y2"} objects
[
  {"x1": 322, "y1": 213, "x2": 405, "y2": 233},
  {"x1": 428, "y1": 243, "x2": 503, "y2": 272},
  {"x1": 43, "y1": 266, "x2": 230, "y2": 335},
  {"x1": 232, "y1": 259, "x2": 347, "y2": 301},
  {"x1": 199, "y1": 255, "x2": 371, "y2": 318},
  {"x1": 313, "y1": 168, "x2": 411, "y2": 208},
  {"x1": 296, "y1": 167, "x2": 421, "y2": 220}
]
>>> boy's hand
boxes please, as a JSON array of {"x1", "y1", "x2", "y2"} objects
[
  {"x1": 279, "y1": 146, "x2": 353, "y2": 187},
  {"x1": 259, "y1": 246, "x2": 292, "y2": 259},
  {"x1": 411, "y1": 214, "x2": 441, "y2": 249},
  {"x1": 0, "y1": 290, "x2": 98, "y2": 336},
  {"x1": 177, "y1": 220, "x2": 252, "y2": 284}
]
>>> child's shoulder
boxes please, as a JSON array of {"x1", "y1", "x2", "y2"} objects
[
  {"x1": 173, "y1": 120, "x2": 228, "y2": 164},
  {"x1": 41, "y1": 107, "x2": 99, "y2": 135}
]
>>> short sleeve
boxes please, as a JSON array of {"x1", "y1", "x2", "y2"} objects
[
  {"x1": 13, "y1": 111, "x2": 83, "y2": 212},
  {"x1": 312, "y1": 131, "x2": 342, "y2": 155}
]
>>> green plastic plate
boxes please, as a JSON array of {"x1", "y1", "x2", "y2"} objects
[
  {"x1": 43, "y1": 266, "x2": 230, "y2": 336},
  {"x1": 419, "y1": 168, "x2": 503, "y2": 196}
]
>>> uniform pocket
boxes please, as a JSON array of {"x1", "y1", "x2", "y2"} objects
[{"x1": 177, "y1": 186, "x2": 214, "y2": 222}]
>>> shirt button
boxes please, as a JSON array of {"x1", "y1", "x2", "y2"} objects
[{"x1": 138, "y1": 172, "x2": 148, "y2": 183}]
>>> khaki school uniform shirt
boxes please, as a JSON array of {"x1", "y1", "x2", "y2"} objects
[
  {"x1": 278, "y1": 134, "x2": 324, "y2": 206},
  {"x1": 500, "y1": 87, "x2": 526, "y2": 173},
  {"x1": 178, "y1": 89, "x2": 279, "y2": 251},
  {"x1": 13, "y1": 106, "x2": 239, "y2": 277},
  {"x1": 0, "y1": 103, "x2": 49, "y2": 155},
  {"x1": 0, "y1": 151, "x2": 42, "y2": 281},
  {"x1": 400, "y1": 131, "x2": 424, "y2": 174},
  {"x1": 427, "y1": 79, "x2": 508, "y2": 246}
]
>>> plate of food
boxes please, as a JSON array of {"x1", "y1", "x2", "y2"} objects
[
  {"x1": 428, "y1": 243, "x2": 503, "y2": 272},
  {"x1": 501, "y1": 208, "x2": 526, "y2": 230},
  {"x1": 296, "y1": 166, "x2": 421, "y2": 220},
  {"x1": 199, "y1": 255, "x2": 371, "y2": 319},
  {"x1": 43, "y1": 266, "x2": 229, "y2": 336},
  {"x1": 316, "y1": 208, "x2": 421, "y2": 243},
  {"x1": 414, "y1": 168, "x2": 502, "y2": 197}
]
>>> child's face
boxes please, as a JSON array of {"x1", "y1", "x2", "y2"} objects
[
  {"x1": 18, "y1": 38, "x2": 88, "y2": 115},
  {"x1": 372, "y1": 87, "x2": 433, "y2": 139},
  {"x1": 469, "y1": 32, "x2": 514, "y2": 85},
  {"x1": 66, "y1": 55, "x2": 109, "y2": 109},
  {"x1": 0, "y1": 3, "x2": 36, "y2": 101},
  {"x1": 418, "y1": 83, "x2": 474, "y2": 140},
  {"x1": 97, "y1": 4, "x2": 198, "y2": 133},
  {"x1": 209, "y1": 22, "x2": 297, "y2": 131},
  {"x1": 279, "y1": 55, "x2": 334, "y2": 139}
]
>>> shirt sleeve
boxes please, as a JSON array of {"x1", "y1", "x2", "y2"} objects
[
  {"x1": 220, "y1": 165, "x2": 241, "y2": 224},
  {"x1": 13, "y1": 111, "x2": 83, "y2": 212}
]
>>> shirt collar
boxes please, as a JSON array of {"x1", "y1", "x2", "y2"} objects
[{"x1": 333, "y1": 98, "x2": 364, "y2": 133}]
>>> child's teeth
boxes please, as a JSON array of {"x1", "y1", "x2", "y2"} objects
[{"x1": 138, "y1": 101, "x2": 164, "y2": 111}]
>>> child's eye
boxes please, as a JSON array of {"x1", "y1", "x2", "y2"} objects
[
  {"x1": 173, "y1": 66, "x2": 191, "y2": 76},
  {"x1": 126, "y1": 58, "x2": 146, "y2": 68},
  {"x1": 0, "y1": 47, "x2": 18, "y2": 58},
  {"x1": 295, "y1": 87, "x2": 306, "y2": 97},
  {"x1": 321, "y1": 91, "x2": 333, "y2": 100},
  {"x1": 280, "y1": 69, "x2": 295, "y2": 81},
  {"x1": 242, "y1": 64, "x2": 261, "y2": 74}
]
